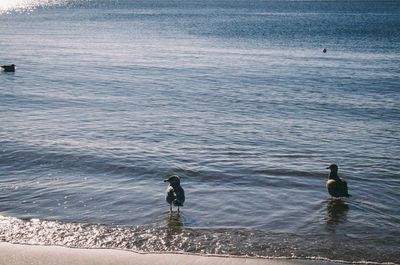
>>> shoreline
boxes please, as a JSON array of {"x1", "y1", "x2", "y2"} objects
[{"x1": 0, "y1": 242, "x2": 347, "y2": 265}]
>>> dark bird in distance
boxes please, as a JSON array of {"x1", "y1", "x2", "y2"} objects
[
  {"x1": 326, "y1": 164, "x2": 351, "y2": 197},
  {"x1": 323, "y1": 48, "x2": 327, "y2": 53},
  {"x1": 164, "y1": 175, "x2": 185, "y2": 213},
  {"x1": 1, "y1": 64, "x2": 16, "y2": 72}
]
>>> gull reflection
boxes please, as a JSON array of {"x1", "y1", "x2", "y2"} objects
[
  {"x1": 325, "y1": 198, "x2": 349, "y2": 232},
  {"x1": 165, "y1": 212, "x2": 183, "y2": 235}
]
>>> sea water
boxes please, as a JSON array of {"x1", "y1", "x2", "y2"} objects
[{"x1": 0, "y1": 0, "x2": 399, "y2": 263}]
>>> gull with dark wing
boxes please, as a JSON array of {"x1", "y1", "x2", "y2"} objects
[
  {"x1": 326, "y1": 164, "x2": 351, "y2": 198},
  {"x1": 164, "y1": 175, "x2": 185, "y2": 213}
]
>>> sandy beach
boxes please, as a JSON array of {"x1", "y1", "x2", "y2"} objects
[{"x1": 0, "y1": 242, "x2": 344, "y2": 265}]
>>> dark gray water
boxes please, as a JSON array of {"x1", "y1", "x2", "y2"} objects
[{"x1": 1, "y1": 0, "x2": 400, "y2": 263}]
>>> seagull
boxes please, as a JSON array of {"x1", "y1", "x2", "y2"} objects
[
  {"x1": 164, "y1": 175, "x2": 185, "y2": 213},
  {"x1": 326, "y1": 164, "x2": 351, "y2": 197},
  {"x1": 1, "y1": 64, "x2": 16, "y2": 72}
]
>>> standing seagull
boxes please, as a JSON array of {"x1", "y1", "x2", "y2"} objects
[
  {"x1": 326, "y1": 164, "x2": 351, "y2": 197},
  {"x1": 164, "y1": 175, "x2": 185, "y2": 213}
]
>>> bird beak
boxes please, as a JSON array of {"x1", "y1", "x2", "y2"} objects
[
  {"x1": 163, "y1": 179, "x2": 168, "y2": 183},
  {"x1": 326, "y1": 166, "x2": 331, "y2": 169}
]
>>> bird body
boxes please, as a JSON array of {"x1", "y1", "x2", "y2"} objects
[
  {"x1": 1, "y1": 64, "x2": 16, "y2": 72},
  {"x1": 164, "y1": 175, "x2": 185, "y2": 212},
  {"x1": 326, "y1": 164, "x2": 350, "y2": 197}
]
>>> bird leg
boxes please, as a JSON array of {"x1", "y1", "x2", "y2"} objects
[{"x1": 170, "y1": 204, "x2": 173, "y2": 213}]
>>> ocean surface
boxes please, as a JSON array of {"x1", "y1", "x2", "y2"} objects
[{"x1": 1, "y1": 0, "x2": 399, "y2": 263}]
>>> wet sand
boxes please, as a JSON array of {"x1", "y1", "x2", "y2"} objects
[{"x1": 0, "y1": 242, "x2": 344, "y2": 265}]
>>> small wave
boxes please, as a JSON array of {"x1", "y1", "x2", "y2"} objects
[
  {"x1": 252, "y1": 168, "x2": 322, "y2": 178},
  {"x1": 0, "y1": 141, "x2": 157, "y2": 179},
  {"x1": 0, "y1": 215, "x2": 398, "y2": 265},
  {"x1": 0, "y1": 140, "x2": 318, "y2": 186}
]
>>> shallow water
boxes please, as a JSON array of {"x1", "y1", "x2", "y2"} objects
[{"x1": 1, "y1": 0, "x2": 400, "y2": 263}]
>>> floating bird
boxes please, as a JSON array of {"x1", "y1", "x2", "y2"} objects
[
  {"x1": 326, "y1": 164, "x2": 351, "y2": 197},
  {"x1": 323, "y1": 48, "x2": 327, "y2": 53},
  {"x1": 164, "y1": 175, "x2": 185, "y2": 213},
  {"x1": 1, "y1": 64, "x2": 16, "y2": 72}
]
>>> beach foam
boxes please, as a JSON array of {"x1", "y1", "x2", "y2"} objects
[{"x1": 0, "y1": 242, "x2": 344, "y2": 265}]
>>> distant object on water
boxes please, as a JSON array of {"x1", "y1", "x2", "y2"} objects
[
  {"x1": 322, "y1": 48, "x2": 327, "y2": 53},
  {"x1": 1, "y1": 64, "x2": 16, "y2": 72},
  {"x1": 326, "y1": 164, "x2": 351, "y2": 197},
  {"x1": 164, "y1": 175, "x2": 185, "y2": 213}
]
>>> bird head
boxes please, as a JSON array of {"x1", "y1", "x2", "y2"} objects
[
  {"x1": 326, "y1": 164, "x2": 338, "y2": 173},
  {"x1": 164, "y1": 175, "x2": 181, "y2": 186}
]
